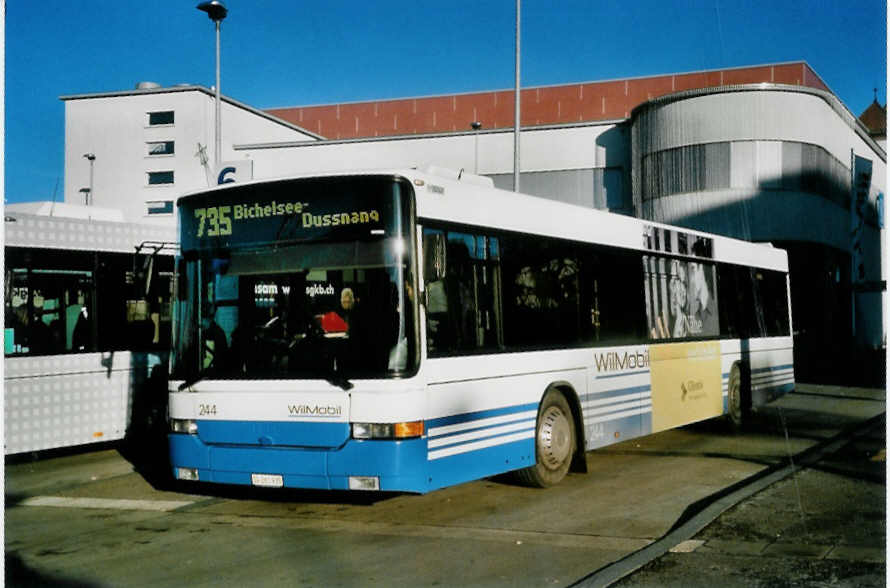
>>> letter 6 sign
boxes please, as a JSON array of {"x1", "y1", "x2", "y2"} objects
[
  {"x1": 215, "y1": 160, "x2": 254, "y2": 185},
  {"x1": 218, "y1": 167, "x2": 237, "y2": 184}
]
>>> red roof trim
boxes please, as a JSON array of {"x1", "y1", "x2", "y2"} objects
[{"x1": 265, "y1": 62, "x2": 832, "y2": 140}]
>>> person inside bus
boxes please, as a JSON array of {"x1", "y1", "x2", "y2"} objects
[
  {"x1": 7, "y1": 302, "x2": 30, "y2": 353},
  {"x1": 338, "y1": 286, "x2": 373, "y2": 367},
  {"x1": 339, "y1": 287, "x2": 357, "y2": 330},
  {"x1": 688, "y1": 262, "x2": 718, "y2": 336},
  {"x1": 201, "y1": 305, "x2": 229, "y2": 372},
  {"x1": 16, "y1": 301, "x2": 53, "y2": 355}
]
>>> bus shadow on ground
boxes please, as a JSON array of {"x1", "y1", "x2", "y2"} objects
[
  {"x1": 116, "y1": 427, "x2": 177, "y2": 493},
  {"x1": 683, "y1": 405, "x2": 872, "y2": 441},
  {"x1": 172, "y1": 481, "x2": 401, "y2": 506},
  {"x1": 5, "y1": 552, "x2": 99, "y2": 588}
]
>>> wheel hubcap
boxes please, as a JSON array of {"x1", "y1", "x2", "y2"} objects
[
  {"x1": 538, "y1": 405, "x2": 572, "y2": 470},
  {"x1": 729, "y1": 371, "x2": 741, "y2": 420}
]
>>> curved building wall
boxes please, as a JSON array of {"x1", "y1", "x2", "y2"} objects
[
  {"x1": 631, "y1": 85, "x2": 886, "y2": 385},
  {"x1": 631, "y1": 87, "x2": 883, "y2": 239}
]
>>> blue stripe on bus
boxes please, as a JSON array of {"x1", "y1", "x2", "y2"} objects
[
  {"x1": 580, "y1": 384, "x2": 651, "y2": 403},
  {"x1": 426, "y1": 435, "x2": 535, "y2": 490},
  {"x1": 426, "y1": 403, "x2": 537, "y2": 464},
  {"x1": 584, "y1": 401, "x2": 652, "y2": 420},
  {"x1": 428, "y1": 415, "x2": 535, "y2": 444},
  {"x1": 722, "y1": 364, "x2": 795, "y2": 379},
  {"x1": 752, "y1": 364, "x2": 794, "y2": 374},
  {"x1": 426, "y1": 402, "x2": 538, "y2": 430}
]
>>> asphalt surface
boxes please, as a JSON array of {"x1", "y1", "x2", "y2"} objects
[
  {"x1": 4, "y1": 383, "x2": 885, "y2": 587},
  {"x1": 609, "y1": 390, "x2": 886, "y2": 588}
]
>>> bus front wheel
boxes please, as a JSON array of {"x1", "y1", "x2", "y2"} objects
[{"x1": 517, "y1": 390, "x2": 575, "y2": 488}]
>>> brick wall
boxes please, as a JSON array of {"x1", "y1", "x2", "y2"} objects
[{"x1": 266, "y1": 62, "x2": 831, "y2": 140}]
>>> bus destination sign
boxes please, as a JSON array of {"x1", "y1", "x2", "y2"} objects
[{"x1": 177, "y1": 177, "x2": 403, "y2": 251}]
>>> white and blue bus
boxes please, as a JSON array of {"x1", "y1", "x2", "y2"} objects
[{"x1": 168, "y1": 168, "x2": 793, "y2": 492}]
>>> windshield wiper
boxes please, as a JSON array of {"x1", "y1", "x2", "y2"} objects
[
  {"x1": 326, "y1": 374, "x2": 354, "y2": 391},
  {"x1": 178, "y1": 369, "x2": 213, "y2": 391},
  {"x1": 319, "y1": 355, "x2": 354, "y2": 391},
  {"x1": 325, "y1": 359, "x2": 353, "y2": 391}
]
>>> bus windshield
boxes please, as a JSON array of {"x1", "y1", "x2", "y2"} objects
[{"x1": 170, "y1": 176, "x2": 418, "y2": 383}]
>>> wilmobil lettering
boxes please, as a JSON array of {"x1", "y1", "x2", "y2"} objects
[
  {"x1": 288, "y1": 404, "x2": 342, "y2": 418},
  {"x1": 593, "y1": 350, "x2": 650, "y2": 372}
]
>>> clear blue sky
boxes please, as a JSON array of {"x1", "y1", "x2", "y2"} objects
[{"x1": 5, "y1": 0, "x2": 887, "y2": 203}]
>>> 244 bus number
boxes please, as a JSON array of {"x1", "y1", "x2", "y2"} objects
[{"x1": 194, "y1": 207, "x2": 233, "y2": 238}]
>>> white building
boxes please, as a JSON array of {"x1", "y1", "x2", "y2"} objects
[
  {"x1": 61, "y1": 83, "x2": 320, "y2": 223},
  {"x1": 53, "y1": 63, "x2": 887, "y2": 384}
]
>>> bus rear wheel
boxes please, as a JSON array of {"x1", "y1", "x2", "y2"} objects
[
  {"x1": 727, "y1": 361, "x2": 751, "y2": 429},
  {"x1": 517, "y1": 390, "x2": 575, "y2": 488}
]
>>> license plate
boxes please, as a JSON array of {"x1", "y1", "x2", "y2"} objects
[{"x1": 251, "y1": 473, "x2": 284, "y2": 488}]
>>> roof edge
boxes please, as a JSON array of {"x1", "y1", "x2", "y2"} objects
[
  {"x1": 264, "y1": 61, "x2": 815, "y2": 111},
  {"x1": 234, "y1": 118, "x2": 627, "y2": 151},
  {"x1": 631, "y1": 83, "x2": 886, "y2": 162},
  {"x1": 60, "y1": 85, "x2": 326, "y2": 140}
]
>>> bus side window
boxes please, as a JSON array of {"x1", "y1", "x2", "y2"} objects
[
  {"x1": 423, "y1": 229, "x2": 450, "y2": 353},
  {"x1": 423, "y1": 228, "x2": 502, "y2": 355},
  {"x1": 4, "y1": 265, "x2": 95, "y2": 356},
  {"x1": 717, "y1": 264, "x2": 744, "y2": 338},
  {"x1": 422, "y1": 229, "x2": 476, "y2": 353},
  {"x1": 502, "y1": 236, "x2": 580, "y2": 348},
  {"x1": 587, "y1": 247, "x2": 645, "y2": 344}
]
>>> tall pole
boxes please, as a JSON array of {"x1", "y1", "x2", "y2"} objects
[
  {"x1": 471, "y1": 121, "x2": 482, "y2": 174},
  {"x1": 513, "y1": 0, "x2": 521, "y2": 192},
  {"x1": 198, "y1": 2, "x2": 227, "y2": 167},
  {"x1": 214, "y1": 19, "x2": 222, "y2": 167}
]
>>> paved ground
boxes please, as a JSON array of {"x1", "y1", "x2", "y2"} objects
[
  {"x1": 5, "y1": 383, "x2": 884, "y2": 587},
  {"x1": 613, "y1": 392, "x2": 885, "y2": 588}
]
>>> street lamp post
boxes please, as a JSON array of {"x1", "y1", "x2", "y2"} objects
[
  {"x1": 197, "y1": 1, "x2": 228, "y2": 168},
  {"x1": 513, "y1": 0, "x2": 521, "y2": 192},
  {"x1": 83, "y1": 153, "x2": 95, "y2": 205},
  {"x1": 471, "y1": 121, "x2": 482, "y2": 174}
]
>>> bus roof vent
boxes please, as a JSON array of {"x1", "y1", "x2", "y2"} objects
[
  {"x1": 135, "y1": 81, "x2": 162, "y2": 90},
  {"x1": 419, "y1": 165, "x2": 494, "y2": 188}
]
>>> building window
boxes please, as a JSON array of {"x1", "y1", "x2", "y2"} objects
[
  {"x1": 147, "y1": 111, "x2": 174, "y2": 126},
  {"x1": 640, "y1": 143, "x2": 731, "y2": 200},
  {"x1": 147, "y1": 171, "x2": 174, "y2": 185},
  {"x1": 147, "y1": 141, "x2": 175, "y2": 156},
  {"x1": 146, "y1": 200, "x2": 174, "y2": 215},
  {"x1": 641, "y1": 140, "x2": 850, "y2": 208}
]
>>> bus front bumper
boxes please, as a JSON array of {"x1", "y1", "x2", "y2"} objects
[{"x1": 168, "y1": 433, "x2": 431, "y2": 493}]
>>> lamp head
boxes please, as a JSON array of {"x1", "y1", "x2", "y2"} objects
[
  {"x1": 83, "y1": 153, "x2": 96, "y2": 161},
  {"x1": 471, "y1": 121, "x2": 482, "y2": 131},
  {"x1": 197, "y1": 1, "x2": 227, "y2": 22}
]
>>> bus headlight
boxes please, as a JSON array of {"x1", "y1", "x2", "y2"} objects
[
  {"x1": 352, "y1": 421, "x2": 423, "y2": 440},
  {"x1": 171, "y1": 419, "x2": 198, "y2": 435}
]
